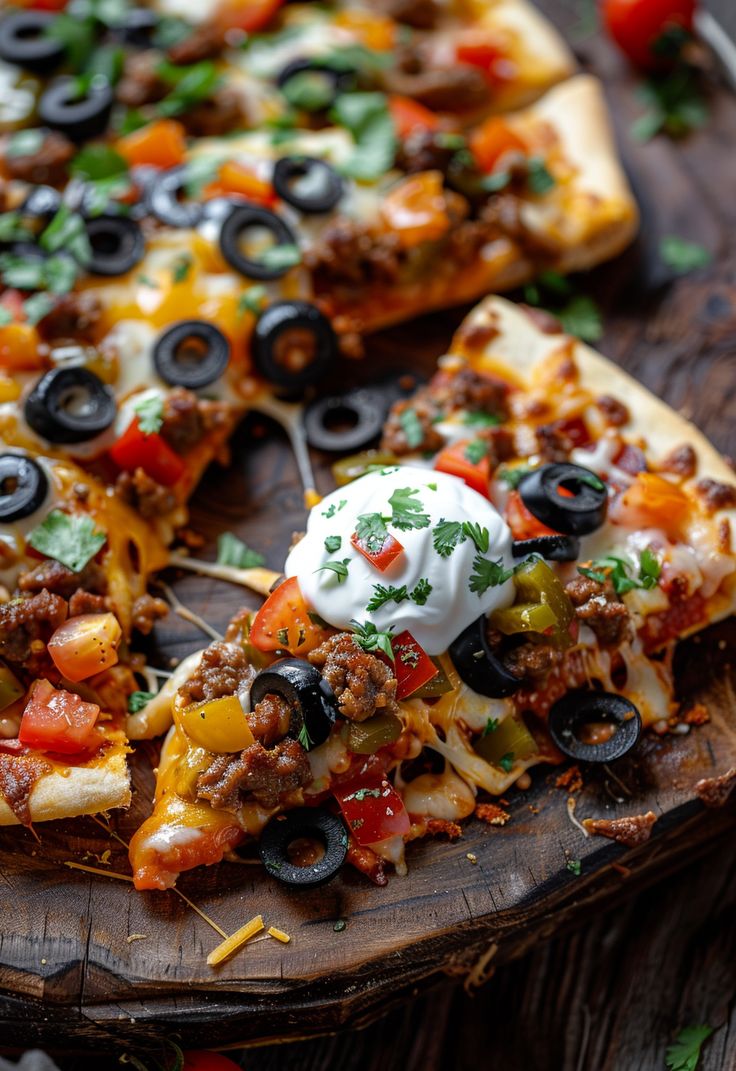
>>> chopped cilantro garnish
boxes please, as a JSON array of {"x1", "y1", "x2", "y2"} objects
[
  {"x1": 432, "y1": 519, "x2": 465, "y2": 558},
  {"x1": 578, "y1": 550, "x2": 661, "y2": 595},
  {"x1": 216, "y1": 531, "x2": 266, "y2": 569},
  {"x1": 498, "y1": 465, "x2": 533, "y2": 489},
  {"x1": 556, "y1": 295, "x2": 603, "y2": 343},
  {"x1": 330, "y1": 91, "x2": 396, "y2": 180},
  {"x1": 137, "y1": 274, "x2": 159, "y2": 288},
  {"x1": 351, "y1": 620, "x2": 395, "y2": 662},
  {"x1": 566, "y1": 859, "x2": 582, "y2": 876},
  {"x1": 660, "y1": 236, "x2": 712, "y2": 274},
  {"x1": 498, "y1": 752, "x2": 515, "y2": 773},
  {"x1": 237, "y1": 285, "x2": 267, "y2": 318},
  {"x1": 411, "y1": 578, "x2": 432, "y2": 606},
  {"x1": 5, "y1": 129, "x2": 45, "y2": 159},
  {"x1": 0, "y1": 308, "x2": 12, "y2": 327},
  {"x1": 632, "y1": 68, "x2": 708, "y2": 143},
  {"x1": 39, "y1": 205, "x2": 91, "y2": 266},
  {"x1": 665, "y1": 1024, "x2": 713, "y2": 1071},
  {"x1": 70, "y1": 144, "x2": 128, "y2": 182},
  {"x1": 464, "y1": 438, "x2": 489, "y2": 465},
  {"x1": 258, "y1": 243, "x2": 301, "y2": 272},
  {"x1": 388, "y1": 487, "x2": 430, "y2": 531},
  {"x1": 399, "y1": 407, "x2": 424, "y2": 449},
  {"x1": 322, "y1": 499, "x2": 347, "y2": 519},
  {"x1": 156, "y1": 59, "x2": 222, "y2": 118},
  {"x1": 462, "y1": 522, "x2": 490, "y2": 554},
  {"x1": 482, "y1": 717, "x2": 499, "y2": 737},
  {"x1": 366, "y1": 583, "x2": 408, "y2": 612},
  {"x1": 469, "y1": 554, "x2": 513, "y2": 596},
  {"x1": 354, "y1": 512, "x2": 388, "y2": 552},
  {"x1": 526, "y1": 156, "x2": 556, "y2": 195},
  {"x1": 133, "y1": 394, "x2": 164, "y2": 435},
  {"x1": 481, "y1": 170, "x2": 512, "y2": 193},
  {"x1": 27, "y1": 510, "x2": 106, "y2": 573},
  {"x1": 324, "y1": 535, "x2": 342, "y2": 554},
  {"x1": 0, "y1": 212, "x2": 33, "y2": 244},
  {"x1": 463, "y1": 410, "x2": 501, "y2": 428},
  {"x1": 22, "y1": 293, "x2": 55, "y2": 327},
  {"x1": 128, "y1": 691, "x2": 156, "y2": 714},
  {"x1": 171, "y1": 253, "x2": 193, "y2": 284},
  {"x1": 297, "y1": 721, "x2": 314, "y2": 750},
  {"x1": 315, "y1": 558, "x2": 351, "y2": 584}
]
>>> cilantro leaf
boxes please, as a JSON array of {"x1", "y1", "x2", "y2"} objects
[
  {"x1": 660, "y1": 236, "x2": 712, "y2": 274},
  {"x1": 464, "y1": 438, "x2": 489, "y2": 465},
  {"x1": 355, "y1": 512, "x2": 389, "y2": 553},
  {"x1": 366, "y1": 583, "x2": 408, "y2": 612},
  {"x1": 351, "y1": 620, "x2": 395, "y2": 662},
  {"x1": 322, "y1": 498, "x2": 347, "y2": 519},
  {"x1": 566, "y1": 859, "x2": 582, "y2": 876},
  {"x1": 5, "y1": 129, "x2": 45, "y2": 159},
  {"x1": 156, "y1": 60, "x2": 222, "y2": 118},
  {"x1": 498, "y1": 465, "x2": 533, "y2": 489},
  {"x1": 70, "y1": 145, "x2": 128, "y2": 182},
  {"x1": 469, "y1": 554, "x2": 513, "y2": 596},
  {"x1": 258, "y1": 243, "x2": 301, "y2": 272},
  {"x1": 665, "y1": 1025, "x2": 713, "y2": 1071},
  {"x1": 462, "y1": 522, "x2": 490, "y2": 553},
  {"x1": 237, "y1": 285, "x2": 267, "y2": 318},
  {"x1": 432, "y1": 519, "x2": 466, "y2": 558},
  {"x1": 481, "y1": 170, "x2": 511, "y2": 193},
  {"x1": 388, "y1": 487, "x2": 430, "y2": 531},
  {"x1": 216, "y1": 531, "x2": 266, "y2": 569},
  {"x1": 482, "y1": 717, "x2": 499, "y2": 737},
  {"x1": 171, "y1": 253, "x2": 193, "y2": 284},
  {"x1": 128, "y1": 691, "x2": 156, "y2": 714},
  {"x1": 282, "y1": 70, "x2": 336, "y2": 111},
  {"x1": 639, "y1": 547, "x2": 661, "y2": 589},
  {"x1": 316, "y1": 558, "x2": 351, "y2": 584},
  {"x1": 399, "y1": 407, "x2": 424, "y2": 449},
  {"x1": 331, "y1": 92, "x2": 396, "y2": 180},
  {"x1": 0, "y1": 212, "x2": 33, "y2": 244},
  {"x1": 40, "y1": 205, "x2": 91, "y2": 266},
  {"x1": 297, "y1": 721, "x2": 314, "y2": 750},
  {"x1": 0, "y1": 308, "x2": 13, "y2": 327},
  {"x1": 632, "y1": 69, "x2": 708, "y2": 143},
  {"x1": 499, "y1": 752, "x2": 515, "y2": 773},
  {"x1": 556, "y1": 295, "x2": 603, "y2": 343},
  {"x1": 133, "y1": 394, "x2": 164, "y2": 435},
  {"x1": 22, "y1": 293, "x2": 55, "y2": 327},
  {"x1": 578, "y1": 551, "x2": 661, "y2": 595},
  {"x1": 463, "y1": 410, "x2": 501, "y2": 428},
  {"x1": 324, "y1": 535, "x2": 342, "y2": 554},
  {"x1": 27, "y1": 510, "x2": 106, "y2": 573},
  {"x1": 526, "y1": 156, "x2": 556, "y2": 195},
  {"x1": 410, "y1": 578, "x2": 432, "y2": 605}
]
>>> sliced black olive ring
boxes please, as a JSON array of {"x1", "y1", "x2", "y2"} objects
[
  {"x1": 548, "y1": 691, "x2": 642, "y2": 764},
  {"x1": 0, "y1": 454, "x2": 48, "y2": 522},
  {"x1": 448, "y1": 616, "x2": 520, "y2": 699},
  {"x1": 0, "y1": 10, "x2": 66, "y2": 74},
  {"x1": 219, "y1": 205, "x2": 299, "y2": 281},
  {"x1": 250, "y1": 658, "x2": 339, "y2": 750},
  {"x1": 152, "y1": 320, "x2": 230, "y2": 391},
  {"x1": 85, "y1": 216, "x2": 145, "y2": 277},
  {"x1": 303, "y1": 387, "x2": 386, "y2": 452},
  {"x1": 518, "y1": 462, "x2": 607, "y2": 536},
  {"x1": 276, "y1": 57, "x2": 356, "y2": 111},
  {"x1": 20, "y1": 184, "x2": 62, "y2": 223},
  {"x1": 259, "y1": 807, "x2": 348, "y2": 888},
  {"x1": 118, "y1": 6, "x2": 159, "y2": 47},
  {"x1": 272, "y1": 156, "x2": 344, "y2": 214},
  {"x1": 25, "y1": 367, "x2": 116, "y2": 445},
  {"x1": 252, "y1": 301, "x2": 338, "y2": 389},
  {"x1": 147, "y1": 167, "x2": 204, "y2": 229},
  {"x1": 38, "y1": 76, "x2": 115, "y2": 143},
  {"x1": 511, "y1": 534, "x2": 581, "y2": 562}
]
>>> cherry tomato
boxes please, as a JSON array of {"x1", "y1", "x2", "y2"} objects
[
  {"x1": 469, "y1": 117, "x2": 526, "y2": 173},
  {"x1": 602, "y1": 0, "x2": 696, "y2": 69},
  {"x1": 116, "y1": 119, "x2": 187, "y2": 170},
  {"x1": 18, "y1": 679, "x2": 100, "y2": 754},
  {"x1": 47, "y1": 612, "x2": 122, "y2": 682},
  {"x1": 505, "y1": 489, "x2": 559, "y2": 540},
  {"x1": 203, "y1": 161, "x2": 276, "y2": 206},
  {"x1": 350, "y1": 530, "x2": 404, "y2": 572},
  {"x1": 388, "y1": 94, "x2": 440, "y2": 138},
  {"x1": 434, "y1": 439, "x2": 491, "y2": 498},
  {"x1": 334, "y1": 776, "x2": 410, "y2": 845},
  {"x1": 109, "y1": 418, "x2": 186, "y2": 488},
  {"x1": 249, "y1": 576, "x2": 333, "y2": 656},
  {"x1": 390, "y1": 629, "x2": 438, "y2": 700},
  {"x1": 183, "y1": 1051, "x2": 244, "y2": 1071}
]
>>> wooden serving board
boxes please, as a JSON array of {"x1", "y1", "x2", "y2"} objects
[{"x1": 2, "y1": 4, "x2": 736, "y2": 1055}]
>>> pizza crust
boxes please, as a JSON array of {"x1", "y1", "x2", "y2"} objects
[
  {"x1": 0, "y1": 744, "x2": 131, "y2": 826},
  {"x1": 480, "y1": 0, "x2": 576, "y2": 110}
]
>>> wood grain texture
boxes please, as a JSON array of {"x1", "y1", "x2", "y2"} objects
[{"x1": 2, "y1": 0, "x2": 736, "y2": 1062}]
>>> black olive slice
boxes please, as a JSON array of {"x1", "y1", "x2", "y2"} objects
[
  {"x1": 272, "y1": 156, "x2": 344, "y2": 214},
  {"x1": 25, "y1": 368, "x2": 116, "y2": 445},
  {"x1": 548, "y1": 691, "x2": 642, "y2": 763},
  {"x1": 0, "y1": 11, "x2": 66, "y2": 74},
  {"x1": 448, "y1": 617, "x2": 520, "y2": 699},
  {"x1": 219, "y1": 205, "x2": 299, "y2": 281},
  {"x1": 511, "y1": 534, "x2": 581, "y2": 562},
  {"x1": 518, "y1": 463, "x2": 607, "y2": 536},
  {"x1": 152, "y1": 320, "x2": 230, "y2": 390},
  {"x1": 252, "y1": 301, "x2": 337, "y2": 389},
  {"x1": 250, "y1": 658, "x2": 338, "y2": 750},
  {"x1": 304, "y1": 388, "x2": 386, "y2": 452},
  {"x1": 0, "y1": 454, "x2": 48, "y2": 522},
  {"x1": 147, "y1": 166, "x2": 204, "y2": 229},
  {"x1": 259, "y1": 807, "x2": 348, "y2": 888},
  {"x1": 85, "y1": 216, "x2": 145, "y2": 277},
  {"x1": 119, "y1": 7, "x2": 159, "y2": 47},
  {"x1": 276, "y1": 57, "x2": 356, "y2": 111},
  {"x1": 38, "y1": 76, "x2": 115, "y2": 143},
  {"x1": 20, "y1": 184, "x2": 62, "y2": 223}
]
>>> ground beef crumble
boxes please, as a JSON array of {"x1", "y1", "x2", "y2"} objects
[
  {"x1": 582, "y1": 811, "x2": 657, "y2": 847},
  {"x1": 694, "y1": 478, "x2": 736, "y2": 513},
  {"x1": 308, "y1": 633, "x2": 399, "y2": 721},
  {"x1": 159, "y1": 389, "x2": 230, "y2": 455},
  {"x1": 565, "y1": 574, "x2": 632, "y2": 647},
  {"x1": 247, "y1": 693, "x2": 291, "y2": 747},
  {"x1": 196, "y1": 738, "x2": 311, "y2": 810},
  {"x1": 178, "y1": 641, "x2": 253, "y2": 706},
  {"x1": 3, "y1": 130, "x2": 74, "y2": 186},
  {"x1": 18, "y1": 558, "x2": 107, "y2": 599},
  {"x1": 0, "y1": 590, "x2": 67, "y2": 668},
  {"x1": 115, "y1": 468, "x2": 177, "y2": 519},
  {"x1": 131, "y1": 593, "x2": 168, "y2": 635}
]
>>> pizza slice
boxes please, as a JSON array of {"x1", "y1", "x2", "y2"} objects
[
  {"x1": 0, "y1": 444, "x2": 169, "y2": 826},
  {"x1": 128, "y1": 295, "x2": 735, "y2": 891}
]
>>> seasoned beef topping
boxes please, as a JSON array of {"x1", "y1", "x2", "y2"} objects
[
  {"x1": 304, "y1": 218, "x2": 404, "y2": 289},
  {"x1": 3, "y1": 130, "x2": 74, "y2": 186},
  {"x1": 381, "y1": 397, "x2": 445, "y2": 456},
  {"x1": 167, "y1": 21, "x2": 225, "y2": 64},
  {"x1": 181, "y1": 85, "x2": 244, "y2": 137},
  {"x1": 375, "y1": 0, "x2": 439, "y2": 28},
  {"x1": 435, "y1": 366, "x2": 509, "y2": 418},
  {"x1": 37, "y1": 291, "x2": 102, "y2": 343},
  {"x1": 660, "y1": 443, "x2": 697, "y2": 478},
  {"x1": 695, "y1": 766, "x2": 736, "y2": 808},
  {"x1": 565, "y1": 574, "x2": 632, "y2": 646},
  {"x1": 383, "y1": 61, "x2": 489, "y2": 113},
  {"x1": 18, "y1": 557, "x2": 107, "y2": 599},
  {"x1": 582, "y1": 810, "x2": 656, "y2": 846},
  {"x1": 116, "y1": 51, "x2": 168, "y2": 108},
  {"x1": 160, "y1": 389, "x2": 230, "y2": 455},
  {"x1": 68, "y1": 590, "x2": 107, "y2": 617},
  {"x1": 694, "y1": 478, "x2": 736, "y2": 514},
  {"x1": 115, "y1": 468, "x2": 177, "y2": 519},
  {"x1": 178, "y1": 641, "x2": 252, "y2": 706},
  {"x1": 503, "y1": 640, "x2": 563, "y2": 681},
  {"x1": 196, "y1": 737, "x2": 311, "y2": 810},
  {"x1": 131, "y1": 593, "x2": 168, "y2": 635},
  {"x1": 308, "y1": 633, "x2": 399, "y2": 721},
  {"x1": 0, "y1": 590, "x2": 67, "y2": 667},
  {"x1": 396, "y1": 129, "x2": 456, "y2": 175},
  {"x1": 596, "y1": 395, "x2": 629, "y2": 427},
  {"x1": 247, "y1": 693, "x2": 291, "y2": 746},
  {"x1": 0, "y1": 754, "x2": 52, "y2": 826}
]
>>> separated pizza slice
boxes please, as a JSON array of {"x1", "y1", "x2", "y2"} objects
[{"x1": 128, "y1": 295, "x2": 735, "y2": 891}]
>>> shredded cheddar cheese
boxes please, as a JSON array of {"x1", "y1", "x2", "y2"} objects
[
  {"x1": 207, "y1": 914, "x2": 265, "y2": 965},
  {"x1": 267, "y1": 926, "x2": 291, "y2": 944},
  {"x1": 64, "y1": 861, "x2": 133, "y2": 881}
]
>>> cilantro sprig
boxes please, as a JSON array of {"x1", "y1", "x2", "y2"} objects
[
  {"x1": 665, "y1": 1025, "x2": 713, "y2": 1071},
  {"x1": 216, "y1": 532, "x2": 266, "y2": 570},
  {"x1": 27, "y1": 511, "x2": 106, "y2": 573},
  {"x1": 350, "y1": 620, "x2": 395, "y2": 662},
  {"x1": 316, "y1": 558, "x2": 351, "y2": 584},
  {"x1": 128, "y1": 691, "x2": 156, "y2": 714},
  {"x1": 133, "y1": 394, "x2": 164, "y2": 435},
  {"x1": 469, "y1": 554, "x2": 514, "y2": 596},
  {"x1": 578, "y1": 549, "x2": 661, "y2": 595}
]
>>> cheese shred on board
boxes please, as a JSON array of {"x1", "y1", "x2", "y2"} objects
[{"x1": 207, "y1": 915, "x2": 265, "y2": 966}]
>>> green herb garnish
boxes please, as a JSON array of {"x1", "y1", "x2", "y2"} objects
[
  {"x1": 316, "y1": 558, "x2": 351, "y2": 584},
  {"x1": 432, "y1": 519, "x2": 465, "y2": 558},
  {"x1": 665, "y1": 1025, "x2": 714, "y2": 1071},
  {"x1": 27, "y1": 511, "x2": 106, "y2": 573},
  {"x1": 133, "y1": 394, "x2": 164, "y2": 435},
  {"x1": 469, "y1": 554, "x2": 514, "y2": 596},
  {"x1": 216, "y1": 532, "x2": 266, "y2": 569},
  {"x1": 388, "y1": 487, "x2": 430, "y2": 531},
  {"x1": 128, "y1": 691, "x2": 156, "y2": 714},
  {"x1": 324, "y1": 535, "x2": 342, "y2": 554},
  {"x1": 351, "y1": 620, "x2": 395, "y2": 662},
  {"x1": 399, "y1": 407, "x2": 424, "y2": 449},
  {"x1": 660, "y1": 236, "x2": 712, "y2": 274}
]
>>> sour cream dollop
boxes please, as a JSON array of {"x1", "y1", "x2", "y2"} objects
[{"x1": 285, "y1": 465, "x2": 516, "y2": 656}]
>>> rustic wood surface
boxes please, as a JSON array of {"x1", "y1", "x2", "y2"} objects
[{"x1": 2, "y1": 0, "x2": 736, "y2": 1065}]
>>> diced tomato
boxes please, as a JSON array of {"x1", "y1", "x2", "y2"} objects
[
  {"x1": 434, "y1": 439, "x2": 491, "y2": 498},
  {"x1": 388, "y1": 94, "x2": 440, "y2": 138},
  {"x1": 47, "y1": 613, "x2": 122, "y2": 683},
  {"x1": 116, "y1": 119, "x2": 187, "y2": 170},
  {"x1": 602, "y1": 0, "x2": 696, "y2": 70},
  {"x1": 470, "y1": 116, "x2": 526, "y2": 173},
  {"x1": 334, "y1": 776, "x2": 410, "y2": 846},
  {"x1": 109, "y1": 418, "x2": 186, "y2": 488},
  {"x1": 456, "y1": 36, "x2": 510, "y2": 85},
  {"x1": 0, "y1": 324, "x2": 44, "y2": 372},
  {"x1": 351, "y1": 530, "x2": 404, "y2": 572},
  {"x1": 391, "y1": 629, "x2": 438, "y2": 700},
  {"x1": 249, "y1": 576, "x2": 333, "y2": 656},
  {"x1": 18, "y1": 679, "x2": 100, "y2": 755},
  {"x1": 202, "y1": 161, "x2": 276, "y2": 206},
  {"x1": 505, "y1": 490, "x2": 559, "y2": 540},
  {"x1": 380, "y1": 171, "x2": 450, "y2": 249},
  {"x1": 214, "y1": 0, "x2": 285, "y2": 32}
]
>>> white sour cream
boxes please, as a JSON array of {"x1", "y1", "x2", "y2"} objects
[{"x1": 285, "y1": 466, "x2": 516, "y2": 655}]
